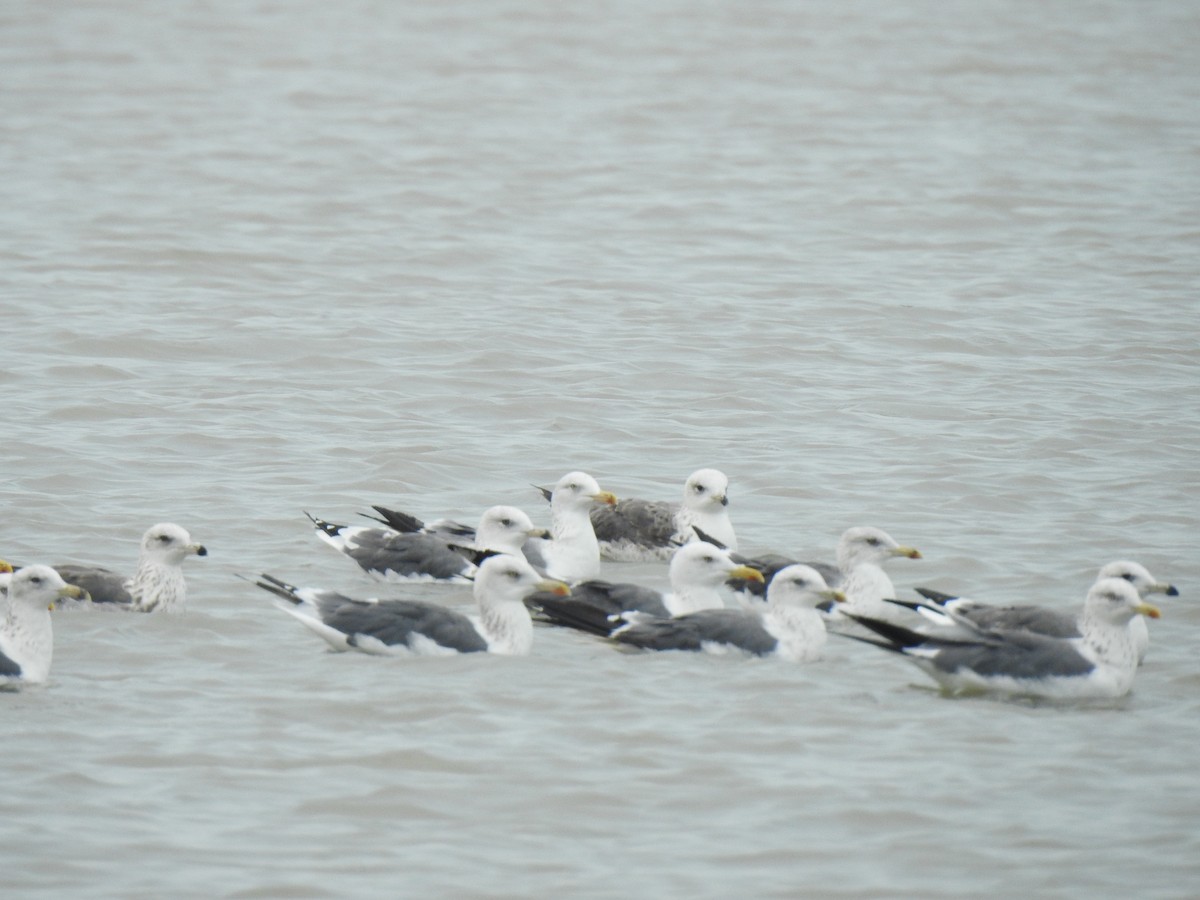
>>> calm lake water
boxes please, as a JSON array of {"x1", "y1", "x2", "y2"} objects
[{"x1": 4, "y1": 1, "x2": 1199, "y2": 897}]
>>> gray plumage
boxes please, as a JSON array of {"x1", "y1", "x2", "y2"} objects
[
  {"x1": 310, "y1": 516, "x2": 476, "y2": 583},
  {"x1": 612, "y1": 564, "x2": 842, "y2": 660},
  {"x1": 53, "y1": 523, "x2": 207, "y2": 612},
  {"x1": 258, "y1": 576, "x2": 489, "y2": 653},
  {"x1": 525, "y1": 542, "x2": 764, "y2": 637},
  {"x1": 614, "y1": 609, "x2": 780, "y2": 654},
  {"x1": 255, "y1": 555, "x2": 569, "y2": 657},
  {"x1": 914, "y1": 561, "x2": 1179, "y2": 664},
  {"x1": 588, "y1": 468, "x2": 737, "y2": 562},
  {"x1": 841, "y1": 578, "x2": 1162, "y2": 699}
]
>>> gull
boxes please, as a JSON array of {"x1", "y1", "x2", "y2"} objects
[
  {"x1": 308, "y1": 505, "x2": 547, "y2": 584},
  {"x1": 253, "y1": 555, "x2": 568, "y2": 656},
  {"x1": 587, "y1": 468, "x2": 737, "y2": 561},
  {"x1": 524, "y1": 471, "x2": 617, "y2": 583},
  {"x1": 1, "y1": 565, "x2": 86, "y2": 685},
  {"x1": 912, "y1": 560, "x2": 1179, "y2": 664},
  {"x1": 840, "y1": 577, "x2": 1161, "y2": 700},
  {"x1": 54, "y1": 523, "x2": 208, "y2": 612},
  {"x1": 609, "y1": 565, "x2": 845, "y2": 661},
  {"x1": 525, "y1": 541, "x2": 764, "y2": 636},
  {"x1": 727, "y1": 526, "x2": 921, "y2": 623}
]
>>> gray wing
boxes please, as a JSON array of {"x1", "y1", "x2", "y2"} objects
[
  {"x1": 728, "y1": 553, "x2": 840, "y2": 599},
  {"x1": 844, "y1": 613, "x2": 1095, "y2": 679},
  {"x1": 561, "y1": 580, "x2": 671, "y2": 617},
  {"x1": 0, "y1": 645, "x2": 23, "y2": 677},
  {"x1": 522, "y1": 539, "x2": 549, "y2": 570},
  {"x1": 615, "y1": 609, "x2": 779, "y2": 655},
  {"x1": 590, "y1": 499, "x2": 681, "y2": 550},
  {"x1": 525, "y1": 579, "x2": 671, "y2": 636},
  {"x1": 321, "y1": 597, "x2": 488, "y2": 653},
  {"x1": 953, "y1": 603, "x2": 1080, "y2": 639},
  {"x1": 915, "y1": 588, "x2": 1081, "y2": 639},
  {"x1": 362, "y1": 506, "x2": 478, "y2": 543},
  {"x1": 340, "y1": 532, "x2": 474, "y2": 581},
  {"x1": 927, "y1": 631, "x2": 1095, "y2": 679},
  {"x1": 53, "y1": 565, "x2": 131, "y2": 604}
]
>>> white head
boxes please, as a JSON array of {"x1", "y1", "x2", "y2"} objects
[
  {"x1": 473, "y1": 554, "x2": 569, "y2": 610},
  {"x1": 473, "y1": 555, "x2": 568, "y2": 655},
  {"x1": 140, "y1": 523, "x2": 208, "y2": 566},
  {"x1": 837, "y1": 526, "x2": 921, "y2": 571},
  {"x1": 8, "y1": 565, "x2": 86, "y2": 611},
  {"x1": 474, "y1": 506, "x2": 547, "y2": 553},
  {"x1": 1097, "y1": 561, "x2": 1179, "y2": 598},
  {"x1": 549, "y1": 472, "x2": 617, "y2": 513},
  {"x1": 1083, "y1": 577, "x2": 1162, "y2": 627},
  {"x1": 766, "y1": 564, "x2": 845, "y2": 610},
  {"x1": 668, "y1": 541, "x2": 762, "y2": 592},
  {"x1": 682, "y1": 468, "x2": 730, "y2": 512}
]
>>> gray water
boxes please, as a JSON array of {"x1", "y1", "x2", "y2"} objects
[{"x1": 4, "y1": 1, "x2": 1200, "y2": 896}]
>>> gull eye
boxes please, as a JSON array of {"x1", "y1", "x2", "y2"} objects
[
  {"x1": 157, "y1": 534, "x2": 172, "y2": 543},
  {"x1": 1120, "y1": 573, "x2": 1135, "y2": 583},
  {"x1": 500, "y1": 518, "x2": 513, "y2": 527},
  {"x1": 866, "y1": 537, "x2": 880, "y2": 546}
]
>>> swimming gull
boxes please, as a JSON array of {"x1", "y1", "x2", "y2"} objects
[
  {"x1": 308, "y1": 505, "x2": 546, "y2": 584},
  {"x1": 727, "y1": 526, "x2": 920, "y2": 623},
  {"x1": 913, "y1": 560, "x2": 1178, "y2": 664},
  {"x1": 523, "y1": 471, "x2": 617, "y2": 583},
  {"x1": 840, "y1": 577, "x2": 1161, "y2": 700},
  {"x1": 525, "y1": 542, "x2": 765, "y2": 636},
  {"x1": 586, "y1": 468, "x2": 737, "y2": 561},
  {"x1": 254, "y1": 555, "x2": 569, "y2": 657},
  {"x1": 54, "y1": 523, "x2": 208, "y2": 612},
  {"x1": 1, "y1": 565, "x2": 87, "y2": 685},
  {"x1": 610, "y1": 565, "x2": 845, "y2": 661}
]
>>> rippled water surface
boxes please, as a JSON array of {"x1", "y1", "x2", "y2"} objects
[{"x1": 4, "y1": 1, "x2": 1200, "y2": 897}]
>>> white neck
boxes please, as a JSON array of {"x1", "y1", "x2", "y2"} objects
[
  {"x1": 1078, "y1": 609, "x2": 1139, "y2": 672},
  {"x1": 128, "y1": 559, "x2": 187, "y2": 612},
  {"x1": 679, "y1": 507, "x2": 736, "y2": 550},
  {"x1": 665, "y1": 583, "x2": 727, "y2": 616},
  {"x1": 4, "y1": 604, "x2": 54, "y2": 682},
  {"x1": 543, "y1": 506, "x2": 601, "y2": 581},
  {"x1": 838, "y1": 563, "x2": 895, "y2": 614},
  {"x1": 478, "y1": 602, "x2": 534, "y2": 655},
  {"x1": 763, "y1": 606, "x2": 826, "y2": 662}
]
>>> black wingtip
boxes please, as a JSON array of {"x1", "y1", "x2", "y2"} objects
[
  {"x1": 914, "y1": 586, "x2": 960, "y2": 605},
  {"x1": 841, "y1": 612, "x2": 931, "y2": 649},
  {"x1": 525, "y1": 594, "x2": 618, "y2": 638},
  {"x1": 249, "y1": 572, "x2": 301, "y2": 605},
  {"x1": 691, "y1": 526, "x2": 728, "y2": 550},
  {"x1": 367, "y1": 505, "x2": 425, "y2": 533},
  {"x1": 305, "y1": 512, "x2": 345, "y2": 539}
]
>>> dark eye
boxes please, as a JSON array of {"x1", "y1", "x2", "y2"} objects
[
  {"x1": 693, "y1": 484, "x2": 705, "y2": 493},
  {"x1": 1120, "y1": 573, "x2": 1135, "y2": 583},
  {"x1": 30, "y1": 575, "x2": 43, "y2": 585},
  {"x1": 158, "y1": 534, "x2": 172, "y2": 543},
  {"x1": 866, "y1": 537, "x2": 880, "y2": 546},
  {"x1": 500, "y1": 518, "x2": 513, "y2": 527}
]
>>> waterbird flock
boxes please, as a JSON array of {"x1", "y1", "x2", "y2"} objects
[{"x1": 1, "y1": 468, "x2": 1182, "y2": 702}]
